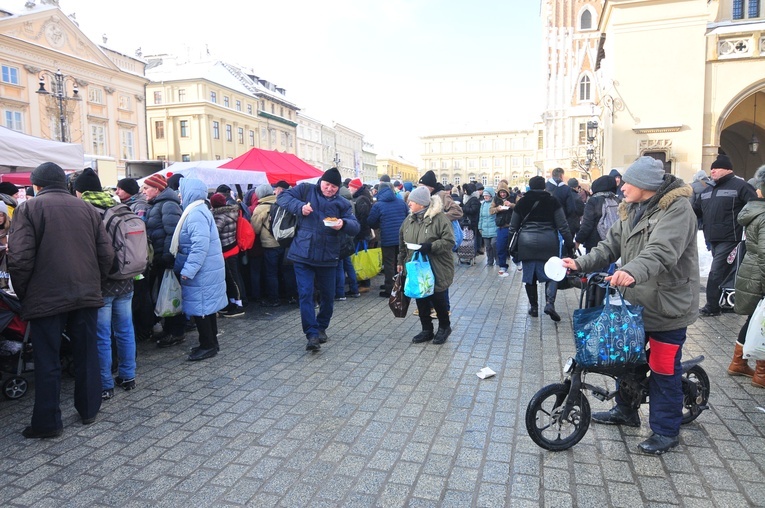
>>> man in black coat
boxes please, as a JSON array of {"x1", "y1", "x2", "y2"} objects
[
  {"x1": 693, "y1": 154, "x2": 757, "y2": 316},
  {"x1": 546, "y1": 167, "x2": 577, "y2": 220}
]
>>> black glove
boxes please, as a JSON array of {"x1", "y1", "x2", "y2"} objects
[
  {"x1": 161, "y1": 253, "x2": 175, "y2": 269},
  {"x1": 419, "y1": 242, "x2": 432, "y2": 256}
]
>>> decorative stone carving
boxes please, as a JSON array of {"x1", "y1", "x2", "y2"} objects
[
  {"x1": 43, "y1": 19, "x2": 67, "y2": 49},
  {"x1": 134, "y1": 94, "x2": 144, "y2": 103},
  {"x1": 104, "y1": 86, "x2": 115, "y2": 94},
  {"x1": 639, "y1": 139, "x2": 673, "y2": 152},
  {"x1": 23, "y1": 64, "x2": 41, "y2": 75},
  {"x1": 719, "y1": 37, "x2": 752, "y2": 58}
]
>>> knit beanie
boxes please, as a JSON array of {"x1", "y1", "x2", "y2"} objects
[
  {"x1": 409, "y1": 186, "x2": 431, "y2": 206},
  {"x1": 117, "y1": 177, "x2": 140, "y2": 196},
  {"x1": 711, "y1": 154, "x2": 733, "y2": 171},
  {"x1": 321, "y1": 167, "x2": 343, "y2": 187},
  {"x1": 210, "y1": 193, "x2": 227, "y2": 208},
  {"x1": 30, "y1": 162, "x2": 67, "y2": 188},
  {"x1": 255, "y1": 183, "x2": 273, "y2": 199},
  {"x1": 379, "y1": 174, "x2": 391, "y2": 183},
  {"x1": 754, "y1": 165, "x2": 765, "y2": 195},
  {"x1": 403, "y1": 182, "x2": 413, "y2": 192},
  {"x1": 528, "y1": 176, "x2": 546, "y2": 190},
  {"x1": 692, "y1": 170, "x2": 707, "y2": 183},
  {"x1": 274, "y1": 180, "x2": 290, "y2": 190},
  {"x1": 144, "y1": 173, "x2": 168, "y2": 191},
  {"x1": 622, "y1": 156, "x2": 666, "y2": 191},
  {"x1": 349, "y1": 178, "x2": 362, "y2": 189},
  {"x1": 418, "y1": 170, "x2": 438, "y2": 188},
  {"x1": 167, "y1": 173, "x2": 184, "y2": 191},
  {"x1": 0, "y1": 182, "x2": 18, "y2": 196},
  {"x1": 591, "y1": 175, "x2": 617, "y2": 194},
  {"x1": 74, "y1": 168, "x2": 102, "y2": 193}
]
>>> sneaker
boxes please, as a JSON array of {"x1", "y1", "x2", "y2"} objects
[
  {"x1": 345, "y1": 291, "x2": 361, "y2": 298},
  {"x1": 699, "y1": 307, "x2": 721, "y2": 317},
  {"x1": 102, "y1": 388, "x2": 114, "y2": 401},
  {"x1": 157, "y1": 334, "x2": 185, "y2": 348},
  {"x1": 318, "y1": 329, "x2": 328, "y2": 344},
  {"x1": 379, "y1": 291, "x2": 391, "y2": 298},
  {"x1": 498, "y1": 270, "x2": 510, "y2": 278},
  {"x1": 516, "y1": 262, "x2": 523, "y2": 271},
  {"x1": 432, "y1": 327, "x2": 452, "y2": 344},
  {"x1": 638, "y1": 433, "x2": 679, "y2": 455},
  {"x1": 591, "y1": 405, "x2": 640, "y2": 427},
  {"x1": 220, "y1": 304, "x2": 245, "y2": 317},
  {"x1": 334, "y1": 296, "x2": 347, "y2": 301},
  {"x1": 306, "y1": 336, "x2": 321, "y2": 351},
  {"x1": 115, "y1": 377, "x2": 136, "y2": 391},
  {"x1": 413, "y1": 309, "x2": 419, "y2": 316}
]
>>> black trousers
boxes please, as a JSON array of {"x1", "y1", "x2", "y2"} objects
[
  {"x1": 194, "y1": 313, "x2": 219, "y2": 350},
  {"x1": 30, "y1": 308, "x2": 101, "y2": 432},
  {"x1": 416, "y1": 290, "x2": 450, "y2": 331},
  {"x1": 706, "y1": 241, "x2": 738, "y2": 312},
  {"x1": 381, "y1": 245, "x2": 399, "y2": 293}
]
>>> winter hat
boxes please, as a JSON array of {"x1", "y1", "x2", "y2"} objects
[
  {"x1": 210, "y1": 193, "x2": 227, "y2": 208},
  {"x1": 274, "y1": 180, "x2": 290, "y2": 190},
  {"x1": 255, "y1": 183, "x2": 273, "y2": 199},
  {"x1": 74, "y1": 168, "x2": 102, "y2": 193},
  {"x1": 692, "y1": 170, "x2": 708, "y2": 183},
  {"x1": 409, "y1": 186, "x2": 431, "y2": 206},
  {"x1": 622, "y1": 156, "x2": 666, "y2": 191},
  {"x1": 144, "y1": 173, "x2": 167, "y2": 191},
  {"x1": 117, "y1": 178, "x2": 140, "y2": 196},
  {"x1": 216, "y1": 184, "x2": 232, "y2": 194},
  {"x1": 343, "y1": 178, "x2": 352, "y2": 187},
  {"x1": 567, "y1": 178, "x2": 579, "y2": 188},
  {"x1": 475, "y1": 183, "x2": 484, "y2": 191},
  {"x1": 0, "y1": 182, "x2": 18, "y2": 196},
  {"x1": 711, "y1": 154, "x2": 733, "y2": 171},
  {"x1": 166, "y1": 173, "x2": 184, "y2": 191},
  {"x1": 754, "y1": 165, "x2": 765, "y2": 195},
  {"x1": 339, "y1": 186, "x2": 352, "y2": 200},
  {"x1": 418, "y1": 170, "x2": 438, "y2": 188},
  {"x1": 30, "y1": 162, "x2": 66, "y2": 188},
  {"x1": 0, "y1": 201, "x2": 7, "y2": 215},
  {"x1": 609, "y1": 169, "x2": 622, "y2": 179},
  {"x1": 321, "y1": 167, "x2": 343, "y2": 187},
  {"x1": 529, "y1": 176, "x2": 546, "y2": 190},
  {"x1": 466, "y1": 183, "x2": 477, "y2": 195},
  {"x1": 379, "y1": 174, "x2": 391, "y2": 182},
  {"x1": 591, "y1": 175, "x2": 617, "y2": 194},
  {"x1": 348, "y1": 178, "x2": 363, "y2": 189},
  {"x1": 403, "y1": 182, "x2": 413, "y2": 192}
]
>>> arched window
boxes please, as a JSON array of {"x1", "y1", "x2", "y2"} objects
[
  {"x1": 580, "y1": 10, "x2": 592, "y2": 30},
  {"x1": 579, "y1": 75, "x2": 591, "y2": 102}
]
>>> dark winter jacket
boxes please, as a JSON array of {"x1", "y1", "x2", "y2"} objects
[
  {"x1": 145, "y1": 187, "x2": 182, "y2": 256},
  {"x1": 212, "y1": 204, "x2": 240, "y2": 257},
  {"x1": 568, "y1": 187, "x2": 585, "y2": 236},
  {"x1": 462, "y1": 194, "x2": 481, "y2": 228},
  {"x1": 352, "y1": 186, "x2": 373, "y2": 242},
  {"x1": 490, "y1": 183, "x2": 515, "y2": 228},
  {"x1": 8, "y1": 187, "x2": 113, "y2": 320},
  {"x1": 546, "y1": 178, "x2": 576, "y2": 216},
  {"x1": 735, "y1": 199, "x2": 765, "y2": 315},
  {"x1": 693, "y1": 172, "x2": 756, "y2": 243},
  {"x1": 576, "y1": 191, "x2": 619, "y2": 251},
  {"x1": 278, "y1": 183, "x2": 360, "y2": 267},
  {"x1": 367, "y1": 183, "x2": 409, "y2": 247},
  {"x1": 508, "y1": 189, "x2": 573, "y2": 262},
  {"x1": 575, "y1": 175, "x2": 698, "y2": 332}
]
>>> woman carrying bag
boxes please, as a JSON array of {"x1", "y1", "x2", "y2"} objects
[{"x1": 398, "y1": 186, "x2": 455, "y2": 345}]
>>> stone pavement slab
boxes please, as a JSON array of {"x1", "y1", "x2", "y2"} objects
[{"x1": 0, "y1": 260, "x2": 764, "y2": 507}]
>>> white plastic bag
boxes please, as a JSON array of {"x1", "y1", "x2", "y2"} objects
[
  {"x1": 154, "y1": 269, "x2": 183, "y2": 317},
  {"x1": 744, "y1": 296, "x2": 765, "y2": 360}
]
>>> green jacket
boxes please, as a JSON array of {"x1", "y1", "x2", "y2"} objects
[
  {"x1": 398, "y1": 195, "x2": 455, "y2": 293},
  {"x1": 735, "y1": 199, "x2": 765, "y2": 315},
  {"x1": 574, "y1": 175, "x2": 699, "y2": 332}
]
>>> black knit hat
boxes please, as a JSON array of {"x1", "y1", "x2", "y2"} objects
[
  {"x1": 117, "y1": 177, "x2": 140, "y2": 196},
  {"x1": 529, "y1": 176, "x2": 546, "y2": 190},
  {"x1": 711, "y1": 154, "x2": 733, "y2": 171},
  {"x1": 30, "y1": 162, "x2": 67, "y2": 188},
  {"x1": 74, "y1": 167, "x2": 102, "y2": 193},
  {"x1": 167, "y1": 173, "x2": 184, "y2": 191},
  {"x1": 0, "y1": 182, "x2": 19, "y2": 196},
  {"x1": 321, "y1": 167, "x2": 343, "y2": 187},
  {"x1": 274, "y1": 180, "x2": 290, "y2": 190},
  {"x1": 418, "y1": 170, "x2": 438, "y2": 188}
]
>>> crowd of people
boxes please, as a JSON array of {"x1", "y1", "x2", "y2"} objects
[{"x1": 3, "y1": 155, "x2": 763, "y2": 455}]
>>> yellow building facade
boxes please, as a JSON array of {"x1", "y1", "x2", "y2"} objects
[
  {"x1": 376, "y1": 155, "x2": 417, "y2": 183},
  {"x1": 0, "y1": 3, "x2": 148, "y2": 182}
]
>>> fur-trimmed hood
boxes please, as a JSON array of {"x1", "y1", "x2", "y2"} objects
[
  {"x1": 423, "y1": 193, "x2": 444, "y2": 219},
  {"x1": 618, "y1": 174, "x2": 692, "y2": 220}
]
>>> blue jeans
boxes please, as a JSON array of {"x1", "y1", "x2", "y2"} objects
[
  {"x1": 97, "y1": 292, "x2": 136, "y2": 391},
  {"x1": 336, "y1": 257, "x2": 358, "y2": 297},
  {"x1": 496, "y1": 227, "x2": 509, "y2": 269},
  {"x1": 294, "y1": 261, "x2": 336, "y2": 338}
]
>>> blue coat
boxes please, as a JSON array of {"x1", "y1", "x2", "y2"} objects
[
  {"x1": 278, "y1": 183, "x2": 360, "y2": 267},
  {"x1": 367, "y1": 184, "x2": 409, "y2": 247},
  {"x1": 478, "y1": 197, "x2": 498, "y2": 238},
  {"x1": 145, "y1": 187, "x2": 182, "y2": 256},
  {"x1": 174, "y1": 178, "x2": 228, "y2": 316}
]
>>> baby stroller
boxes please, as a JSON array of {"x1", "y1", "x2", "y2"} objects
[
  {"x1": 0, "y1": 289, "x2": 32, "y2": 399},
  {"x1": 719, "y1": 241, "x2": 745, "y2": 311}
]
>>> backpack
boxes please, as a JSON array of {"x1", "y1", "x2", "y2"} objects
[
  {"x1": 268, "y1": 203, "x2": 298, "y2": 247},
  {"x1": 236, "y1": 210, "x2": 256, "y2": 251},
  {"x1": 597, "y1": 197, "x2": 620, "y2": 240},
  {"x1": 102, "y1": 204, "x2": 149, "y2": 280}
]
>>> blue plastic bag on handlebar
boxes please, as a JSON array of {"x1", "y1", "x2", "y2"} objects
[{"x1": 573, "y1": 283, "x2": 646, "y2": 369}]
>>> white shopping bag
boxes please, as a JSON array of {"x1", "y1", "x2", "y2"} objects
[{"x1": 744, "y1": 297, "x2": 765, "y2": 360}]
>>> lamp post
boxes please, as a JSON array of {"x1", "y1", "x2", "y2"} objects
[
  {"x1": 750, "y1": 93, "x2": 760, "y2": 155},
  {"x1": 35, "y1": 69, "x2": 81, "y2": 143}
]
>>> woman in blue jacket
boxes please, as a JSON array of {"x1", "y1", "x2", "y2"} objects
[
  {"x1": 173, "y1": 178, "x2": 228, "y2": 361},
  {"x1": 367, "y1": 182, "x2": 409, "y2": 296}
]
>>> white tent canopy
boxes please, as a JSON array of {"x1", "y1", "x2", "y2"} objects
[
  {"x1": 138, "y1": 160, "x2": 269, "y2": 189},
  {"x1": 0, "y1": 126, "x2": 84, "y2": 171}
]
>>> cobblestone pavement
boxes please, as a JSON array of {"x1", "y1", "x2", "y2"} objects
[{"x1": 0, "y1": 261, "x2": 764, "y2": 507}]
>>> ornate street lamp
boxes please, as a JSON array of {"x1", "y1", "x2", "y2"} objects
[
  {"x1": 750, "y1": 93, "x2": 760, "y2": 155},
  {"x1": 586, "y1": 119, "x2": 598, "y2": 143},
  {"x1": 36, "y1": 69, "x2": 81, "y2": 143}
]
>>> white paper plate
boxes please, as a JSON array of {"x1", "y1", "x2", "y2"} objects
[
  {"x1": 323, "y1": 220, "x2": 341, "y2": 227},
  {"x1": 406, "y1": 243, "x2": 421, "y2": 250},
  {"x1": 544, "y1": 256, "x2": 567, "y2": 282}
]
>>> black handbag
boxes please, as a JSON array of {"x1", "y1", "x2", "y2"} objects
[
  {"x1": 508, "y1": 201, "x2": 539, "y2": 257},
  {"x1": 388, "y1": 271, "x2": 411, "y2": 318}
]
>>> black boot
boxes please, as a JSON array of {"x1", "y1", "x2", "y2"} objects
[
  {"x1": 524, "y1": 284, "x2": 538, "y2": 317},
  {"x1": 544, "y1": 281, "x2": 561, "y2": 322}
]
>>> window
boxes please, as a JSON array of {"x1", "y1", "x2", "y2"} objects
[
  {"x1": 271, "y1": 104, "x2": 275, "y2": 114},
  {"x1": 734, "y1": 0, "x2": 761, "y2": 19},
  {"x1": 454, "y1": 160, "x2": 462, "y2": 170},
  {"x1": 90, "y1": 124, "x2": 106, "y2": 155},
  {"x1": 281, "y1": 132, "x2": 286, "y2": 147},
  {"x1": 247, "y1": 104, "x2": 253, "y2": 115},
  {"x1": 89, "y1": 87, "x2": 103, "y2": 104},
  {"x1": 178, "y1": 89, "x2": 186, "y2": 102},
  {"x1": 511, "y1": 138, "x2": 521, "y2": 150},
  {"x1": 226, "y1": 124, "x2": 232, "y2": 142},
  {"x1": 524, "y1": 156, "x2": 533, "y2": 166},
  {"x1": 481, "y1": 159, "x2": 489, "y2": 168},
  {"x1": 494, "y1": 158, "x2": 502, "y2": 168},
  {"x1": 210, "y1": 91, "x2": 217, "y2": 103},
  {"x1": 249, "y1": 130, "x2": 255, "y2": 146},
  {"x1": 120, "y1": 129, "x2": 135, "y2": 160},
  {"x1": 261, "y1": 127, "x2": 267, "y2": 140},
  {"x1": 118, "y1": 95, "x2": 131, "y2": 110},
  {"x1": 454, "y1": 176, "x2": 461, "y2": 186},
  {"x1": 4, "y1": 110, "x2": 22, "y2": 131},
  {"x1": 224, "y1": 96, "x2": 230, "y2": 108},
  {"x1": 430, "y1": 161, "x2": 437, "y2": 170},
  {"x1": 155, "y1": 121, "x2": 164, "y2": 139},
  {"x1": 260, "y1": 100, "x2": 265, "y2": 111},
  {"x1": 154, "y1": 91, "x2": 162, "y2": 104},
  {"x1": 493, "y1": 139, "x2": 505, "y2": 151},
  {"x1": 454, "y1": 141, "x2": 464, "y2": 152},
  {"x1": 467, "y1": 141, "x2": 477, "y2": 152},
  {"x1": 280, "y1": 107, "x2": 284, "y2": 117},
  {"x1": 538, "y1": 130, "x2": 544, "y2": 149},
  {"x1": 441, "y1": 160, "x2": 449, "y2": 169},
  {"x1": 480, "y1": 140, "x2": 491, "y2": 151},
  {"x1": 238, "y1": 127, "x2": 244, "y2": 144},
  {"x1": 180, "y1": 120, "x2": 189, "y2": 137},
  {"x1": 212, "y1": 121, "x2": 220, "y2": 139},
  {"x1": 182, "y1": 154, "x2": 190, "y2": 162},
  {"x1": 481, "y1": 175, "x2": 488, "y2": 186},
  {"x1": 579, "y1": 75, "x2": 591, "y2": 102},
  {"x1": 270, "y1": 129, "x2": 277, "y2": 146},
  {"x1": 1, "y1": 65, "x2": 19, "y2": 84},
  {"x1": 511, "y1": 157, "x2": 520, "y2": 167},
  {"x1": 236, "y1": 100, "x2": 242, "y2": 111},
  {"x1": 578, "y1": 123, "x2": 586, "y2": 145},
  {"x1": 494, "y1": 175, "x2": 501, "y2": 187},
  {"x1": 580, "y1": 10, "x2": 592, "y2": 30}
]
